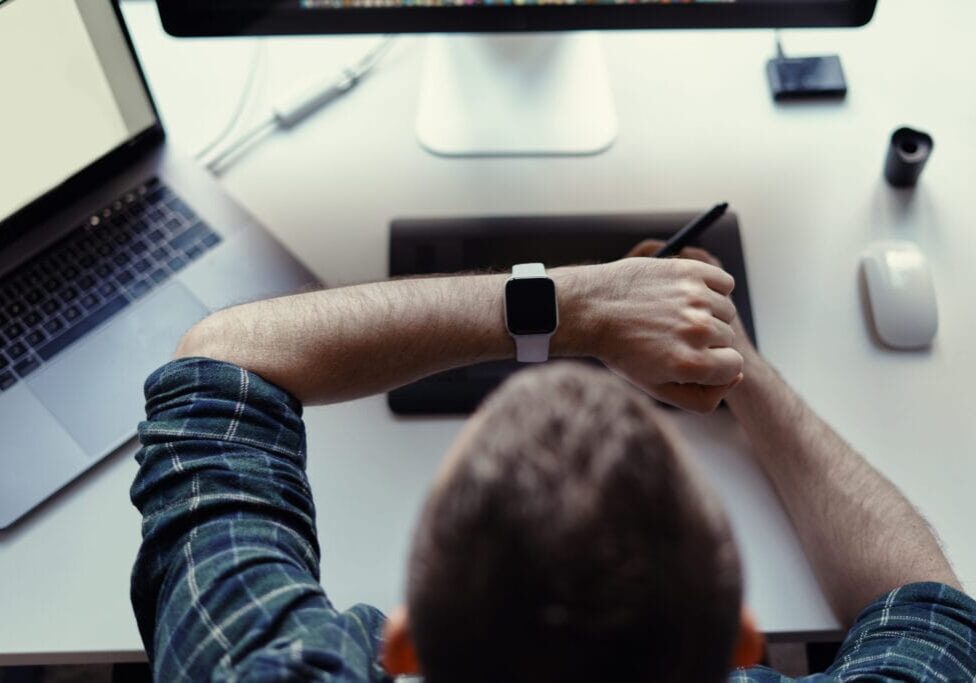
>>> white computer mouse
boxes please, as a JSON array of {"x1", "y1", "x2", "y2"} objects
[{"x1": 861, "y1": 241, "x2": 938, "y2": 349}]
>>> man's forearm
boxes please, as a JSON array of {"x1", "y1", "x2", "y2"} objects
[
  {"x1": 176, "y1": 268, "x2": 599, "y2": 405},
  {"x1": 727, "y1": 350, "x2": 960, "y2": 626},
  {"x1": 177, "y1": 256, "x2": 744, "y2": 411}
]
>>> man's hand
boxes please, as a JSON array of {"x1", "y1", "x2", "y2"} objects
[
  {"x1": 590, "y1": 241, "x2": 743, "y2": 413},
  {"x1": 663, "y1": 243, "x2": 962, "y2": 625}
]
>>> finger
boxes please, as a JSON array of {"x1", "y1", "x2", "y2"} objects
[
  {"x1": 674, "y1": 258, "x2": 735, "y2": 295},
  {"x1": 652, "y1": 381, "x2": 737, "y2": 414},
  {"x1": 698, "y1": 262, "x2": 735, "y2": 296},
  {"x1": 701, "y1": 347, "x2": 745, "y2": 385},
  {"x1": 706, "y1": 290, "x2": 737, "y2": 324},
  {"x1": 674, "y1": 347, "x2": 743, "y2": 385},
  {"x1": 679, "y1": 245, "x2": 724, "y2": 268},
  {"x1": 626, "y1": 239, "x2": 666, "y2": 259},
  {"x1": 706, "y1": 318, "x2": 735, "y2": 349},
  {"x1": 681, "y1": 310, "x2": 735, "y2": 349}
]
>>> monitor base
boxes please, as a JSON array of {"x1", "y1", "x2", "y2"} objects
[{"x1": 416, "y1": 33, "x2": 617, "y2": 157}]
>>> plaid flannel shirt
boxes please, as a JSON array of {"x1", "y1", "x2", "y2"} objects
[{"x1": 130, "y1": 358, "x2": 976, "y2": 681}]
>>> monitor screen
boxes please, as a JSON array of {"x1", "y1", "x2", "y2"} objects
[
  {"x1": 157, "y1": 0, "x2": 877, "y2": 35},
  {"x1": 0, "y1": 0, "x2": 156, "y2": 230}
]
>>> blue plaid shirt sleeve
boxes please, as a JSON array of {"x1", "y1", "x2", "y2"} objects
[
  {"x1": 731, "y1": 582, "x2": 976, "y2": 682},
  {"x1": 130, "y1": 357, "x2": 392, "y2": 683}
]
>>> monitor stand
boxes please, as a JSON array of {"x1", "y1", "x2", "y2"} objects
[{"x1": 416, "y1": 32, "x2": 617, "y2": 157}]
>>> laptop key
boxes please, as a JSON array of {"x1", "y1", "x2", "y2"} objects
[
  {"x1": 170, "y1": 221, "x2": 208, "y2": 252},
  {"x1": 43, "y1": 318, "x2": 64, "y2": 335},
  {"x1": 26, "y1": 330, "x2": 46, "y2": 347},
  {"x1": 25, "y1": 289, "x2": 43, "y2": 305},
  {"x1": 116, "y1": 270, "x2": 135, "y2": 286},
  {"x1": 202, "y1": 232, "x2": 221, "y2": 248},
  {"x1": 127, "y1": 279, "x2": 152, "y2": 299},
  {"x1": 41, "y1": 299, "x2": 61, "y2": 315},
  {"x1": 4, "y1": 322, "x2": 25, "y2": 341},
  {"x1": 81, "y1": 293, "x2": 100, "y2": 311},
  {"x1": 25, "y1": 270, "x2": 45, "y2": 287},
  {"x1": 98, "y1": 281, "x2": 118, "y2": 297},
  {"x1": 63, "y1": 305, "x2": 82, "y2": 322},
  {"x1": 0, "y1": 372, "x2": 15, "y2": 391},
  {"x1": 8, "y1": 341, "x2": 27, "y2": 360},
  {"x1": 169, "y1": 200, "x2": 195, "y2": 221},
  {"x1": 133, "y1": 258, "x2": 151, "y2": 274},
  {"x1": 167, "y1": 256, "x2": 187, "y2": 272},
  {"x1": 14, "y1": 355, "x2": 40, "y2": 379},
  {"x1": 0, "y1": 354, "x2": 8, "y2": 369},
  {"x1": 148, "y1": 269, "x2": 168, "y2": 284},
  {"x1": 36, "y1": 295, "x2": 129, "y2": 362}
]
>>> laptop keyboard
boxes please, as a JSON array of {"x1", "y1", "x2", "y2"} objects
[{"x1": 0, "y1": 178, "x2": 222, "y2": 392}]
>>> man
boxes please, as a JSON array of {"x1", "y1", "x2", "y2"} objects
[{"x1": 130, "y1": 243, "x2": 975, "y2": 682}]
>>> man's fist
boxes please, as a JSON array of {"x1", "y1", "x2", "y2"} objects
[{"x1": 590, "y1": 240, "x2": 743, "y2": 413}]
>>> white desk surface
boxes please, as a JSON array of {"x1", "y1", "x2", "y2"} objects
[{"x1": 2, "y1": 0, "x2": 975, "y2": 665}]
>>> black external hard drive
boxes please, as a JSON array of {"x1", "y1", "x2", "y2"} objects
[{"x1": 766, "y1": 55, "x2": 847, "y2": 101}]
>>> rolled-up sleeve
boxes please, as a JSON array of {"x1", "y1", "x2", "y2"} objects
[
  {"x1": 130, "y1": 357, "x2": 389, "y2": 682},
  {"x1": 823, "y1": 582, "x2": 976, "y2": 681},
  {"x1": 731, "y1": 582, "x2": 976, "y2": 682}
]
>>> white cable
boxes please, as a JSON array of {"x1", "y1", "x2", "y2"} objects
[
  {"x1": 194, "y1": 43, "x2": 266, "y2": 161},
  {"x1": 204, "y1": 35, "x2": 396, "y2": 175}
]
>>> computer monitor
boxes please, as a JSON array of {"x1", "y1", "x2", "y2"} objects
[{"x1": 155, "y1": 0, "x2": 877, "y2": 155}]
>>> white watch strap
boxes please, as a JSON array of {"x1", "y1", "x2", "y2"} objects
[
  {"x1": 511, "y1": 263, "x2": 552, "y2": 363},
  {"x1": 512, "y1": 262, "x2": 546, "y2": 277},
  {"x1": 516, "y1": 334, "x2": 551, "y2": 363}
]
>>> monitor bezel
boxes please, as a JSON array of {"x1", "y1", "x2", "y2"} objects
[{"x1": 156, "y1": 0, "x2": 877, "y2": 36}]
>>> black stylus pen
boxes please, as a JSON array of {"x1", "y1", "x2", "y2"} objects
[{"x1": 654, "y1": 202, "x2": 729, "y2": 258}]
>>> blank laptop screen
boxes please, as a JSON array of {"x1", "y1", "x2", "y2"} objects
[{"x1": 0, "y1": 0, "x2": 157, "y2": 225}]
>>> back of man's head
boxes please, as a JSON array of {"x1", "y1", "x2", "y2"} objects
[{"x1": 406, "y1": 363, "x2": 743, "y2": 683}]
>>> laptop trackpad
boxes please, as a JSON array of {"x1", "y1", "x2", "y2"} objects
[{"x1": 28, "y1": 283, "x2": 208, "y2": 457}]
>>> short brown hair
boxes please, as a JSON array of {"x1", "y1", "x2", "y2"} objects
[{"x1": 407, "y1": 363, "x2": 742, "y2": 683}]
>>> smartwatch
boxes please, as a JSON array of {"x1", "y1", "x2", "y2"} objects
[{"x1": 505, "y1": 263, "x2": 559, "y2": 363}]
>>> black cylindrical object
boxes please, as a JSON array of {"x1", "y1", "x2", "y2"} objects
[{"x1": 884, "y1": 127, "x2": 934, "y2": 187}]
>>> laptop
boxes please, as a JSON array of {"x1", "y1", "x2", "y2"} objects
[{"x1": 0, "y1": 0, "x2": 319, "y2": 529}]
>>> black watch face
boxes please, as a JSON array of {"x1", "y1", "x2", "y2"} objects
[{"x1": 506, "y1": 278, "x2": 558, "y2": 335}]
